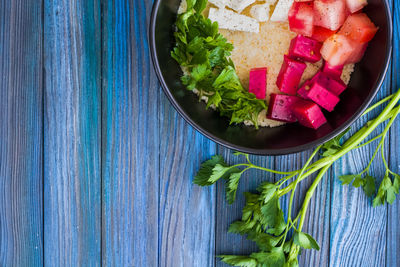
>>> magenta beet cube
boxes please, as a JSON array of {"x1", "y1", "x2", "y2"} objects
[
  {"x1": 267, "y1": 94, "x2": 301, "y2": 122},
  {"x1": 288, "y1": 35, "x2": 322, "y2": 63},
  {"x1": 297, "y1": 80, "x2": 312, "y2": 99},
  {"x1": 307, "y1": 81, "x2": 340, "y2": 111},
  {"x1": 276, "y1": 55, "x2": 307, "y2": 95},
  {"x1": 322, "y1": 62, "x2": 343, "y2": 79},
  {"x1": 292, "y1": 100, "x2": 327, "y2": 129},
  {"x1": 313, "y1": 71, "x2": 347, "y2": 95},
  {"x1": 249, "y1": 67, "x2": 267, "y2": 99}
]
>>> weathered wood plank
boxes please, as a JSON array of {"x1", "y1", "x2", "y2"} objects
[
  {"x1": 387, "y1": 0, "x2": 400, "y2": 265},
  {"x1": 43, "y1": 0, "x2": 102, "y2": 265},
  {"x1": 329, "y1": 65, "x2": 391, "y2": 267},
  {"x1": 158, "y1": 102, "x2": 217, "y2": 266},
  {"x1": 101, "y1": 0, "x2": 159, "y2": 265},
  {"x1": 0, "y1": 0, "x2": 43, "y2": 266}
]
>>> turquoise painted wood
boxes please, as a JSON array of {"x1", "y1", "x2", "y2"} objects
[
  {"x1": 0, "y1": 0, "x2": 399, "y2": 266},
  {"x1": 43, "y1": 0, "x2": 102, "y2": 266}
]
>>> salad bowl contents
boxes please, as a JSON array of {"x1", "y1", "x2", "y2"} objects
[{"x1": 150, "y1": 0, "x2": 392, "y2": 154}]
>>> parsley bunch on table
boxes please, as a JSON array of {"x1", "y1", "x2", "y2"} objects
[
  {"x1": 194, "y1": 89, "x2": 400, "y2": 267},
  {"x1": 171, "y1": 0, "x2": 266, "y2": 127}
]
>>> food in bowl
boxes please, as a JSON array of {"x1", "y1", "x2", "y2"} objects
[{"x1": 171, "y1": 0, "x2": 378, "y2": 129}]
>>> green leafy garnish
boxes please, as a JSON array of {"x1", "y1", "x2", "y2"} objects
[
  {"x1": 193, "y1": 89, "x2": 400, "y2": 266},
  {"x1": 171, "y1": 0, "x2": 266, "y2": 127}
]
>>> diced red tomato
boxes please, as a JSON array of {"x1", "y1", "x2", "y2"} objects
[
  {"x1": 339, "y1": 13, "x2": 378, "y2": 43},
  {"x1": 321, "y1": 34, "x2": 367, "y2": 66},
  {"x1": 313, "y1": 0, "x2": 347, "y2": 31},
  {"x1": 288, "y1": 2, "x2": 314, "y2": 37},
  {"x1": 345, "y1": 0, "x2": 367, "y2": 13},
  {"x1": 346, "y1": 42, "x2": 368, "y2": 64},
  {"x1": 312, "y1": 26, "x2": 337, "y2": 42}
]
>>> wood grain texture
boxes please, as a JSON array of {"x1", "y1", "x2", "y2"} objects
[
  {"x1": 0, "y1": 0, "x2": 43, "y2": 266},
  {"x1": 101, "y1": 0, "x2": 159, "y2": 265},
  {"x1": 43, "y1": 0, "x2": 102, "y2": 265},
  {"x1": 329, "y1": 64, "x2": 392, "y2": 267},
  {"x1": 387, "y1": 0, "x2": 400, "y2": 265},
  {"x1": 159, "y1": 100, "x2": 217, "y2": 267}
]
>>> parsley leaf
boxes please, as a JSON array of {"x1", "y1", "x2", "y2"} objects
[
  {"x1": 219, "y1": 255, "x2": 257, "y2": 267},
  {"x1": 171, "y1": 7, "x2": 266, "y2": 127},
  {"x1": 293, "y1": 232, "x2": 320, "y2": 250},
  {"x1": 193, "y1": 155, "x2": 226, "y2": 186}
]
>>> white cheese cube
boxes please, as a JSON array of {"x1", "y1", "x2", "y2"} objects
[
  {"x1": 209, "y1": 0, "x2": 228, "y2": 9},
  {"x1": 250, "y1": 4, "x2": 270, "y2": 22},
  {"x1": 208, "y1": 8, "x2": 260, "y2": 33},
  {"x1": 270, "y1": 0, "x2": 294, "y2": 22},
  {"x1": 226, "y1": 0, "x2": 256, "y2": 13}
]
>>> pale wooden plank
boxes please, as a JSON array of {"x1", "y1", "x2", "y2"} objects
[
  {"x1": 387, "y1": 0, "x2": 400, "y2": 265},
  {"x1": 101, "y1": 0, "x2": 159, "y2": 265},
  {"x1": 158, "y1": 100, "x2": 217, "y2": 266},
  {"x1": 43, "y1": 0, "x2": 102, "y2": 265},
  {"x1": 0, "y1": 0, "x2": 43, "y2": 265}
]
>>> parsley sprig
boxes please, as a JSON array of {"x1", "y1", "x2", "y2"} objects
[
  {"x1": 171, "y1": 0, "x2": 266, "y2": 127},
  {"x1": 194, "y1": 89, "x2": 400, "y2": 266}
]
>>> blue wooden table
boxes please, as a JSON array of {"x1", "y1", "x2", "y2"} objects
[{"x1": 0, "y1": 0, "x2": 399, "y2": 266}]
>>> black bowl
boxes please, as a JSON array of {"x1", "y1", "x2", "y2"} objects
[{"x1": 149, "y1": 0, "x2": 392, "y2": 155}]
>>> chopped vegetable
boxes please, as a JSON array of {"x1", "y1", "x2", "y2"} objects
[
  {"x1": 313, "y1": 0, "x2": 347, "y2": 31},
  {"x1": 339, "y1": 13, "x2": 378, "y2": 43},
  {"x1": 311, "y1": 26, "x2": 337, "y2": 42},
  {"x1": 288, "y1": 35, "x2": 322, "y2": 63},
  {"x1": 276, "y1": 55, "x2": 307, "y2": 95},
  {"x1": 267, "y1": 94, "x2": 300, "y2": 122},
  {"x1": 288, "y1": 2, "x2": 314, "y2": 37},
  {"x1": 304, "y1": 80, "x2": 340, "y2": 111},
  {"x1": 322, "y1": 61, "x2": 344, "y2": 79},
  {"x1": 249, "y1": 67, "x2": 268, "y2": 99},
  {"x1": 292, "y1": 99, "x2": 327, "y2": 129},
  {"x1": 320, "y1": 34, "x2": 356, "y2": 66},
  {"x1": 345, "y1": 0, "x2": 368, "y2": 13}
]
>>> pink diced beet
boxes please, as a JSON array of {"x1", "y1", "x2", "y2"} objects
[
  {"x1": 292, "y1": 100, "x2": 327, "y2": 129},
  {"x1": 288, "y1": 2, "x2": 314, "y2": 37},
  {"x1": 322, "y1": 62, "x2": 344, "y2": 79},
  {"x1": 276, "y1": 55, "x2": 307, "y2": 95},
  {"x1": 313, "y1": 71, "x2": 347, "y2": 95},
  {"x1": 298, "y1": 80, "x2": 312, "y2": 99},
  {"x1": 306, "y1": 81, "x2": 340, "y2": 111},
  {"x1": 289, "y1": 35, "x2": 322, "y2": 63},
  {"x1": 267, "y1": 94, "x2": 301, "y2": 122},
  {"x1": 249, "y1": 67, "x2": 267, "y2": 99}
]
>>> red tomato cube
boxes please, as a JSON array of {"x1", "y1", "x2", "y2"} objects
[
  {"x1": 320, "y1": 34, "x2": 354, "y2": 66},
  {"x1": 312, "y1": 26, "x2": 337, "y2": 42},
  {"x1": 345, "y1": 0, "x2": 367, "y2": 13},
  {"x1": 249, "y1": 67, "x2": 267, "y2": 99},
  {"x1": 288, "y1": 2, "x2": 314, "y2": 37},
  {"x1": 314, "y1": 0, "x2": 347, "y2": 31},
  {"x1": 339, "y1": 13, "x2": 378, "y2": 43}
]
